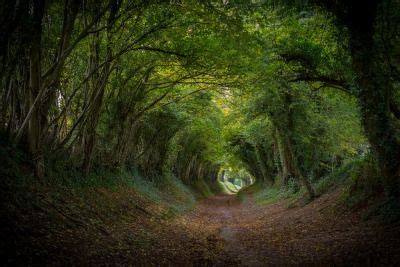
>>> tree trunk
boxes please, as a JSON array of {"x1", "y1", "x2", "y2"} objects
[
  {"x1": 312, "y1": 0, "x2": 400, "y2": 198},
  {"x1": 81, "y1": 1, "x2": 120, "y2": 175},
  {"x1": 255, "y1": 145, "x2": 274, "y2": 186},
  {"x1": 81, "y1": 32, "x2": 102, "y2": 176},
  {"x1": 286, "y1": 136, "x2": 316, "y2": 198},
  {"x1": 275, "y1": 129, "x2": 290, "y2": 186},
  {"x1": 272, "y1": 128, "x2": 283, "y2": 182},
  {"x1": 28, "y1": 0, "x2": 46, "y2": 178},
  {"x1": 344, "y1": 1, "x2": 400, "y2": 198},
  {"x1": 273, "y1": 88, "x2": 316, "y2": 198},
  {"x1": 350, "y1": 35, "x2": 400, "y2": 198},
  {"x1": 40, "y1": 0, "x2": 80, "y2": 149}
]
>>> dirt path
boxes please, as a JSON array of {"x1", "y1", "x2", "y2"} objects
[
  {"x1": 171, "y1": 192, "x2": 400, "y2": 266},
  {"x1": 17, "y1": 187, "x2": 400, "y2": 266}
]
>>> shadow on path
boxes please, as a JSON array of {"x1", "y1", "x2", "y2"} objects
[{"x1": 176, "y1": 192, "x2": 400, "y2": 266}]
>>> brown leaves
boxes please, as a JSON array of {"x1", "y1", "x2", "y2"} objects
[{"x1": 5, "y1": 186, "x2": 400, "y2": 266}]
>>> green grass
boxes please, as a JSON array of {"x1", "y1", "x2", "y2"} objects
[
  {"x1": 191, "y1": 178, "x2": 213, "y2": 198},
  {"x1": 314, "y1": 157, "x2": 365, "y2": 196},
  {"x1": 216, "y1": 180, "x2": 231, "y2": 194},
  {"x1": 254, "y1": 187, "x2": 301, "y2": 205},
  {"x1": 0, "y1": 140, "x2": 198, "y2": 218},
  {"x1": 156, "y1": 173, "x2": 197, "y2": 214},
  {"x1": 222, "y1": 180, "x2": 239, "y2": 193},
  {"x1": 0, "y1": 145, "x2": 199, "y2": 264},
  {"x1": 237, "y1": 178, "x2": 304, "y2": 205}
]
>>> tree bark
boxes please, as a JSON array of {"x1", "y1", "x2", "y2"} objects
[
  {"x1": 342, "y1": 0, "x2": 400, "y2": 198},
  {"x1": 81, "y1": 1, "x2": 120, "y2": 175},
  {"x1": 27, "y1": 0, "x2": 46, "y2": 178},
  {"x1": 350, "y1": 29, "x2": 400, "y2": 198},
  {"x1": 255, "y1": 145, "x2": 274, "y2": 186},
  {"x1": 313, "y1": 0, "x2": 400, "y2": 198},
  {"x1": 275, "y1": 129, "x2": 290, "y2": 186}
]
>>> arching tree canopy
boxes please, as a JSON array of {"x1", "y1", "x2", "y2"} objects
[
  {"x1": 1, "y1": 1, "x2": 400, "y2": 264},
  {"x1": 1, "y1": 0, "x2": 399, "y2": 197}
]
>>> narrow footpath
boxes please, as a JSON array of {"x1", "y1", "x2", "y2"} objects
[{"x1": 169, "y1": 192, "x2": 400, "y2": 266}]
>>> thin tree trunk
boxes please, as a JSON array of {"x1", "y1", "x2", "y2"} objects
[
  {"x1": 255, "y1": 145, "x2": 274, "y2": 186},
  {"x1": 275, "y1": 128, "x2": 289, "y2": 186},
  {"x1": 81, "y1": 1, "x2": 120, "y2": 175},
  {"x1": 286, "y1": 136, "x2": 316, "y2": 199},
  {"x1": 27, "y1": 0, "x2": 46, "y2": 178}
]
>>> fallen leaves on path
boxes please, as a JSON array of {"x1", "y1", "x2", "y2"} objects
[
  {"x1": 5, "y1": 187, "x2": 400, "y2": 266},
  {"x1": 162, "y1": 191, "x2": 400, "y2": 266}
]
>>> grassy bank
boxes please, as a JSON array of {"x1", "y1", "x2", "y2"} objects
[
  {"x1": 237, "y1": 156, "x2": 400, "y2": 222},
  {"x1": 0, "y1": 141, "x2": 220, "y2": 265}
]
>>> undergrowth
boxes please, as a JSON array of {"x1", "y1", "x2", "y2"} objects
[
  {"x1": 222, "y1": 180, "x2": 239, "y2": 193},
  {"x1": 237, "y1": 179, "x2": 305, "y2": 206},
  {"x1": 237, "y1": 155, "x2": 400, "y2": 222},
  {"x1": 0, "y1": 141, "x2": 217, "y2": 265},
  {"x1": 314, "y1": 157, "x2": 365, "y2": 195}
]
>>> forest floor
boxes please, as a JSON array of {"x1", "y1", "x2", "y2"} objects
[
  {"x1": 162, "y1": 190, "x2": 400, "y2": 266},
  {"x1": 4, "y1": 186, "x2": 400, "y2": 266}
]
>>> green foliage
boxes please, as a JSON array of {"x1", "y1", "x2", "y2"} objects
[
  {"x1": 2, "y1": 2, "x2": 400, "y2": 265},
  {"x1": 315, "y1": 156, "x2": 366, "y2": 195},
  {"x1": 216, "y1": 180, "x2": 232, "y2": 194},
  {"x1": 222, "y1": 181, "x2": 239, "y2": 193},
  {"x1": 1, "y1": 0, "x2": 397, "y2": 215},
  {"x1": 339, "y1": 155, "x2": 382, "y2": 210}
]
